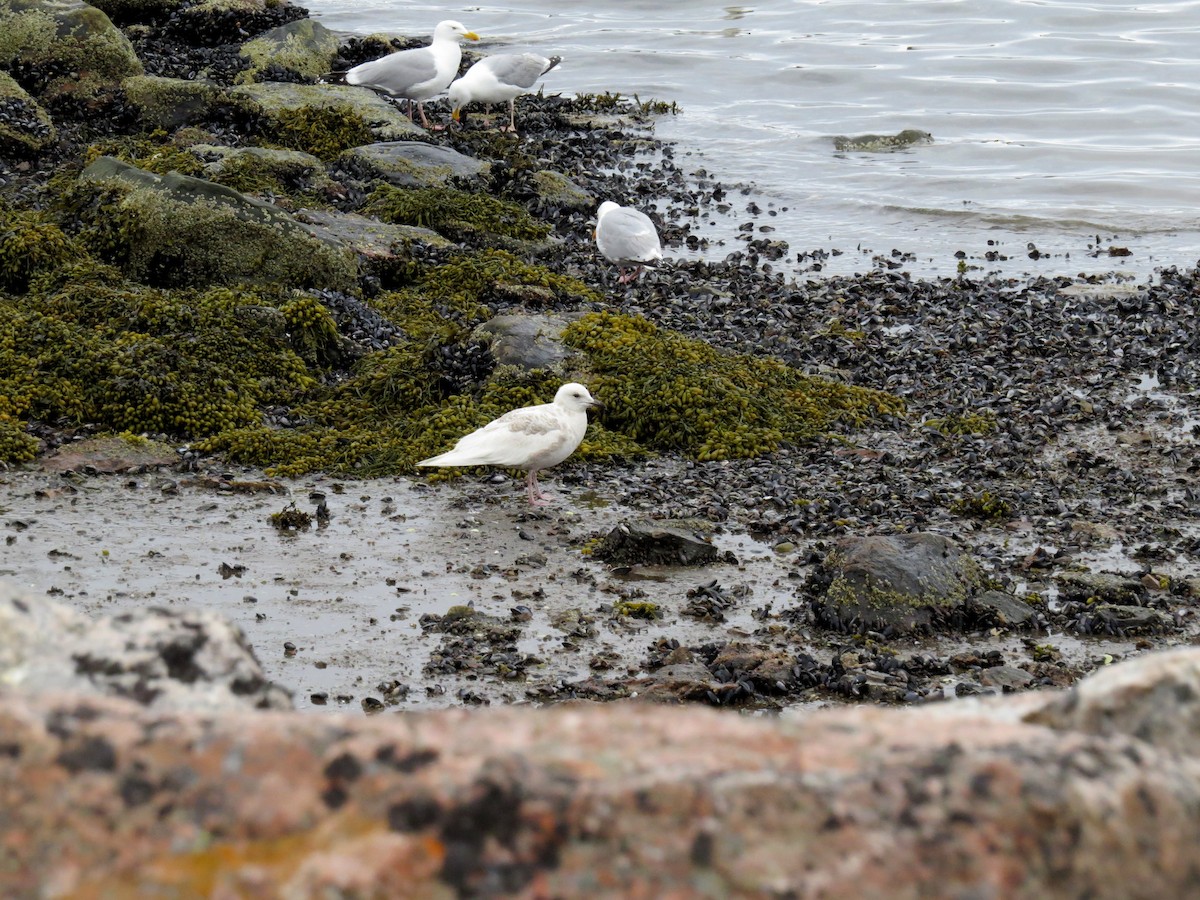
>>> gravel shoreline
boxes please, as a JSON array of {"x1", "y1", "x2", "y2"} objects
[{"x1": 2, "y1": 0, "x2": 1198, "y2": 714}]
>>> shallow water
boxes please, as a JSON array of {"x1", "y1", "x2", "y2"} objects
[{"x1": 306, "y1": 0, "x2": 1200, "y2": 279}]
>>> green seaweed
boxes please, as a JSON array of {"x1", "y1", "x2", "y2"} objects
[
  {"x1": 363, "y1": 184, "x2": 550, "y2": 244},
  {"x1": 561, "y1": 310, "x2": 905, "y2": 461}
]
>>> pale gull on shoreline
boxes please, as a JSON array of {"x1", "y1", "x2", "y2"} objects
[
  {"x1": 417, "y1": 383, "x2": 603, "y2": 506},
  {"x1": 448, "y1": 52, "x2": 563, "y2": 132},
  {"x1": 595, "y1": 200, "x2": 664, "y2": 283},
  {"x1": 344, "y1": 20, "x2": 479, "y2": 129}
]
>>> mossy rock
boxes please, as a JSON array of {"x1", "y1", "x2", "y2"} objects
[
  {"x1": 363, "y1": 184, "x2": 551, "y2": 249},
  {"x1": 343, "y1": 142, "x2": 490, "y2": 189},
  {"x1": 0, "y1": 0, "x2": 143, "y2": 102},
  {"x1": 816, "y1": 533, "x2": 984, "y2": 634},
  {"x1": 187, "y1": 144, "x2": 334, "y2": 200},
  {"x1": 832, "y1": 129, "x2": 934, "y2": 152},
  {"x1": 529, "y1": 170, "x2": 594, "y2": 212},
  {"x1": 0, "y1": 71, "x2": 56, "y2": 155},
  {"x1": 292, "y1": 207, "x2": 450, "y2": 268},
  {"x1": 72, "y1": 155, "x2": 356, "y2": 290},
  {"x1": 230, "y1": 82, "x2": 424, "y2": 152},
  {"x1": 121, "y1": 75, "x2": 222, "y2": 130},
  {"x1": 472, "y1": 313, "x2": 581, "y2": 371},
  {"x1": 238, "y1": 18, "x2": 341, "y2": 85}
]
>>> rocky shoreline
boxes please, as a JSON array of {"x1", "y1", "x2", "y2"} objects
[{"x1": 3, "y1": 0, "x2": 1200, "y2": 893}]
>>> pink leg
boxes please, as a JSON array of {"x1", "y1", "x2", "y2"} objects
[
  {"x1": 501, "y1": 99, "x2": 517, "y2": 133},
  {"x1": 525, "y1": 470, "x2": 552, "y2": 506}
]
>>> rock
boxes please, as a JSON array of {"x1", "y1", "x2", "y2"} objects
[
  {"x1": 1074, "y1": 603, "x2": 1172, "y2": 636},
  {"x1": 292, "y1": 207, "x2": 450, "y2": 268},
  {"x1": 816, "y1": 532, "x2": 983, "y2": 633},
  {"x1": 1056, "y1": 571, "x2": 1146, "y2": 605},
  {"x1": 0, "y1": 586, "x2": 290, "y2": 711},
  {"x1": 6, "y1": 650, "x2": 1200, "y2": 896},
  {"x1": 343, "y1": 141, "x2": 490, "y2": 188},
  {"x1": 529, "y1": 169, "x2": 594, "y2": 211},
  {"x1": 971, "y1": 589, "x2": 1037, "y2": 627},
  {"x1": 1027, "y1": 648, "x2": 1200, "y2": 756},
  {"x1": 594, "y1": 519, "x2": 721, "y2": 566},
  {"x1": 0, "y1": 71, "x2": 56, "y2": 155},
  {"x1": 76, "y1": 155, "x2": 357, "y2": 290},
  {"x1": 472, "y1": 313, "x2": 580, "y2": 371},
  {"x1": 0, "y1": 0, "x2": 143, "y2": 102},
  {"x1": 634, "y1": 661, "x2": 717, "y2": 702},
  {"x1": 230, "y1": 81, "x2": 424, "y2": 142},
  {"x1": 238, "y1": 18, "x2": 340, "y2": 84},
  {"x1": 832, "y1": 129, "x2": 934, "y2": 152},
  {"x1": 121, "y1": 74, "x2": 222, "y2": 129},
  {"x1": 979, "y1": 665, "x2": 1035, "y2": 692},
  {"x1": 39, "y1": 435, "x2": 178, "y2": 473},
  {"x1": 189, "y1": 142, "x2": 326, "y2": 181}
]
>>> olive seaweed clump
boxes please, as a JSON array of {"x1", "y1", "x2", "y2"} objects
[{"x1": 562, "y1": 311, "x2": 904, "y2": 461}]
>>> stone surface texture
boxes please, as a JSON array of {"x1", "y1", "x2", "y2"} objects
[{"x1": 6, "y1": 644, "x2": 1200, "y2": 898}]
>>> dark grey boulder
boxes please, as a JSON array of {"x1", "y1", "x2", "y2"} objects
[
  {"x1": 595, "y1": 520, "x2": 721, "y2": 567},
  {"x1": 344, "y1": 141, "x2": 490, "y2": 188},
  {"x1": 817, "y1": 532, "x2": 983, "y2": 633}
]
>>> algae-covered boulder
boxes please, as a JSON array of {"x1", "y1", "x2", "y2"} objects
[
  {"x1": 815, "y1": 533, "x2": 984, "y2": 634},
  {"x1": 238, "y1": 18, "x2": 340, "y2": 84},
  {"x1": 529, "y1": 169, "x2": 594, "y2": 212},
  {"x1": 75, "y1": 155, "x2": 356, "y2": 290},
  {"x1": 832, "y1": 129, "x2": 933, "y2": 152},
  {"x1": 230, "y1": 82, "x2": 424, "y2": 148},
  {"x1": 293, "y1": 207, "x2": 449, "y2": 264},
  {"x1": 0, "y1": 0, "x2": 143, "y2": 102},
  {"x1": 0, "y1": 71, "x2": 56, "y2": 155},
  {"x1": 187, "y1": 143, "x2": 335, "y2": 198},
  {"x1": 344, "y1": 141, "x2": 490, "y2": 189},
  {"x1": 120, "y1": 74, "x2": 222, "y2": 129}
]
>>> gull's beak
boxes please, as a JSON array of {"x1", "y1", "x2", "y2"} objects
[
  {"x1": 464, "y1": 31, "x2": 480, "y2": 41},
  {"x1": 589, "y1": 398, "x2": 605, "y2": 411},
  {"x1": 452, "y1": 107, "x2": 462, "y2": 122},
  {"x1": 592, "y1": 228, "x2": 598, "y2": 239}
]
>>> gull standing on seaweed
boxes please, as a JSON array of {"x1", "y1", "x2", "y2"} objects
[
  {"x1": 595, "y1": 200, "x2": 664, "y2": 283},
  {"x1": 448, "y1": 53, "x2": 563, "y2": 132},
  {"x1": 417, "y1": 384, "x2": 604, "y2": 507},
  {"x1": 344, "y1": 20, "x2": 479, "y2": 129}
]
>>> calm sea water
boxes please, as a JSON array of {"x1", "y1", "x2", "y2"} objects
[{"x1": 305, "y1": 0, "x2": 1200, "y2": 279}]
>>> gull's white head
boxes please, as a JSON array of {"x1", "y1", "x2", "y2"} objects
[
  {"x1": 448, "y1": 79, "x2": 470, "y2": 119},
  {"x1": 434, "y1": 20, "x2": 480, "y2": 43},
  {"x1": 555, "y1": 383, "x2": 603, "y2": 412},
  {"x1": 596, "y1": 201, "x2": 620, "y2": 222}
]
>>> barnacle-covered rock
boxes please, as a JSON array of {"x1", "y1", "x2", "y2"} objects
[
  {"x1": 814, "y1": 533, "x2": 985, "y2": 634},
  {"x1": 343, "y1": 141, "x2": 490, "y2": 189},
  {"x1": 0, "y1": 0, "x2": 143, "y2": 103},
  {"x1": 237, "y1": 18, "x2": 341, "y2": 85},
  {"x1": 0, "y1": 71, "x2": 56, "y2": 155},
  {"x1": 120, "y1": 74, "x2": 222, "y2": 129},
  {"x1": 72, "y1": 155, "x2": 356, "y2": 290}
]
